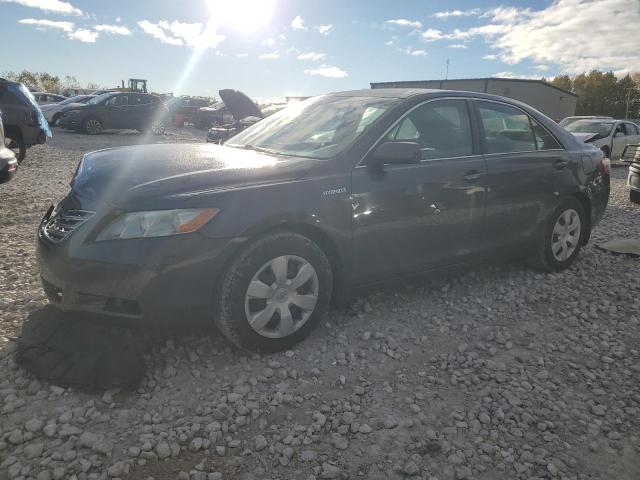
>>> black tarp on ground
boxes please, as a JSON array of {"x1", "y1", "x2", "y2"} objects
[{"x1": 15, "y1": 306, "x2": 145, "y2": 391}]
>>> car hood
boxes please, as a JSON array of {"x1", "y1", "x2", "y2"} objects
[
  {"x1": 69, "y1": 143, "x2": 316, "y2": 208},
  {"x1": 219, "y1": 89, "x2": 263, "y2": 120},
  {"x1": 571, "y1": 132, "x2": 600, "y2": 143}
]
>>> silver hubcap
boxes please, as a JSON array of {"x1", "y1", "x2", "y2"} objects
[
  {"x1": 551, "y1": 208, "x2": 581, "y2": 261},
  {"x1": 151, "y1": 121, "x2": 165, "y2": 134},
  {"x1": 86, "y1": 120, "x2": 101, "y2": 134},
  {"x1": 244, "y1": 255, "x2": 319, "y2": 339}
]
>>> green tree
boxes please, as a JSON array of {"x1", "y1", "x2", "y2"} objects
[{"x1": 550, "y1": 75, "x2": 573, "y2": 92}]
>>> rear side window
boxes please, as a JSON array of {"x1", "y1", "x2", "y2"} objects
[
  {"x1": 531, "y1": 118, "x2": 562, "y2": 150},
  {"x1": 477, "y1": 101, "x2": 536, "y2": 154},
  {"x1": 388, "y1": 99, "x2": 473, "y2": 160},
  {"x1": 625, "y1": 123, "x2": 638, "y2": 135}
]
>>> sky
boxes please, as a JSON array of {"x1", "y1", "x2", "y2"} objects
[{"x1": 1, "y1": 0, "x2": 639, "y2": 100}]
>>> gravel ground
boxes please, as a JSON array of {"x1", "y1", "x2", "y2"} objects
[{"x1": 1, "y1": 128, "x2": 639, "y2": 480}]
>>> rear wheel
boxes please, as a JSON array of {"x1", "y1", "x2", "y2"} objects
[
  {"x1": 83, "y1": 118, "x2": 102, "y2": 135},
  {"x1": 149, "y1": 119, "x2": 166, "y2": 135},
  {"x1": 4, "y1": 134, "x2": 26, "y2": 163},
  {"x1": 530, "y1": 198, "x2": 585, "y2": 272},
  {"x1": 51, "y1": 113, "x2": 62, "y2": 126},
  {"x1": 215, "y1": 231, "x2": 332, "y2": 352}
]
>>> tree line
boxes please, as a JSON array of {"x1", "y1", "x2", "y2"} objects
[
  {"x1": 548, "y1": 71, "x2": 640, "y2": 119},
  {"x1": 1, "y1": 70, "x2": 100, "y2": 93}
]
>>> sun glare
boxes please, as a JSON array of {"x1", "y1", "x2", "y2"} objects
[{"x1": 207, "y1": 0, "x2": 276, "y2": 31}]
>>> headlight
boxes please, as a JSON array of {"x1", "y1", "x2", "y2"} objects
[{"x1": 96, "y1": 208, "x2": 219, "y2": 241}]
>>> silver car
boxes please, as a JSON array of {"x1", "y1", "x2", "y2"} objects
[
  {"x1": 32, "y1": 92, "x2": 67, "y2": 105},
  {"x1": 40, "y1": 95, "x2": 95, "y2": 126},
  {"x1": 565, "y1": 119, "x2": 640, "y2": 159},
  {"x1": 0, "y1": 111, "x2": 18, "y2": 184}
]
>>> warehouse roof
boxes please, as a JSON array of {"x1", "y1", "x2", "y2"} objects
[{"x1": 370, "y1": 77, "x2": 577, "y2": 98}]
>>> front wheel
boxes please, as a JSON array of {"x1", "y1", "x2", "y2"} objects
[
  {"x1": 215, "y1": 232, "x2": 333, "y2": 352},
  {"x1": 530, "y1": 198, "x2": 586, "y2": 272},
  {"x1": 83, "y1": 118, "x2": 102, "y2": 135}
]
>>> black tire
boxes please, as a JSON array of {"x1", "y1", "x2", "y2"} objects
[
  {"x1": 51, "y1": 113, "x2": 61, "y2": 126},
  {"x1": 215, "y1": 231, "x2": 333, "y2": 352},
  {"x1": 4, "y1": 134, "x2": 26, "y2": 163},
  {"x1": 530, "y1": 197, "x2": 586, "y2": 272},
  {"x1": 83, "y1": 117, "x2": 102, "y2": 135},
  {"x1": 600, "y1": 145, "x2": 610, "y2": 158}
]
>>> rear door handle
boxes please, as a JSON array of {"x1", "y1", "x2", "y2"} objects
[
  {"x1": 553, "y1": 159, "x2": 569, "y2": 170},
  {"x1": 463, "y1": 170, "x2": 485, "y2": 182}
]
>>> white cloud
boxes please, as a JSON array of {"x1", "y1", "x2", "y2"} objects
[
  {"x1": 433, "y1": 9, "x2": 481, "y2": 19},
  {"x1": 533, "y1": 64, "x2": 550, "y2": 71},
  {"x1": 297, "y1": 51, "x2": 326, "y2": 61},
  {"x1": 421, "y1": 28, "x2": 444, "y2": 41},
  {"x1": 483, "y1": 54, "x2": 498, "y2": 60},
  {"x1": 138, "y1": 20, "x2": 184, "y2": 45},
  {"x1": 304, "y1": 64, "x2": 348, "y2": 78},
  {"x1": 259, "y1": 51, "x2": 280, "y2": 59},
  {"x1": 18, "y1": 17, "x2": 73, "y2": 31},
  {"x1": 94, "y1": 24, "x2": 131, "y2": 35},
  {"x1": 447, "y1": 0, "x2": 640, "y2": 75},
  {"x1": 447, "y1": 43, "x2": 467, "y2": 49},
  {"x1": 1, "y1": 0, "x2": 81, "y2": 15},
  {"x1": 386, "y1": 18, "x2": 423, "y2": 28},
  {"x1": 317, "y1": 24, "x2": 333, "y2": 35},
  {"x1": 236, "y1": 52, "x2": 248, "y2": 57},
  {"x1": 406, "y1": 48, "x2": 427, "y2": 56},
  {"x1": 68, "y1": 28, "x2": 97, "y2": 42},
  {"x1": 291, "y1": 15, "x2": 306, "y2": 30},
  {"x1": 137, "y1": 20, "x2": 224, "y2": 49},
  {"x1": 384, "y1": 39, "x2": 394, "y2": 46},
  {"x1": 262, "y1": 37, "x2": 275, "y2": 47}
]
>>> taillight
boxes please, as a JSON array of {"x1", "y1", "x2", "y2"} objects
[{"x1": 598, "y1": 157, "x2": 611, "y2": 176}]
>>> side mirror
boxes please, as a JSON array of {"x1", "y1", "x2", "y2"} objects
[{"x1": 369, "y1": 141, "x2": 421, "y2": 166}]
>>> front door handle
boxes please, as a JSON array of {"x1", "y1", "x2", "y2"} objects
[
  {"x1": 463, "y1": 170, "x2": 485, "y2": 182},
  {"x1": 553, "y1": 159, "x2": 569, "y2": 170}
]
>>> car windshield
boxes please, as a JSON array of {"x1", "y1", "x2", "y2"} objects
[
  {"x1": 88, "y1": 93, "x2": 115, "y2": 105},
  {"x1": 226, "y1": 95, "x2": 396, "y2": 159},
  {"x1": 566, "y1": 121, "x2": 614, "y2": 136}
]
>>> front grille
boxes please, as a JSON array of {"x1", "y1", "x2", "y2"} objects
[{"x1": 41, "y1": 208, "x2": 95, "y2": 243}]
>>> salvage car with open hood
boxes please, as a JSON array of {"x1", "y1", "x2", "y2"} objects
[
  {"x1": 206, "y1": 89, "x2": 264, "y2": 143},
  {"x1": 566, "y1": 119, "x2": 640, "y2": 159}
]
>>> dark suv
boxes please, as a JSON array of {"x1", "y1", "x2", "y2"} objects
[
  {"x1": 37, "y1": 89, "x2": 610, "y2": 352},
  {"x1": 58, "y1": 92, "x2": 170, "y2": 135},
  {"x1": 0, "y1": 78, "x2": 51, "y2": 162}
]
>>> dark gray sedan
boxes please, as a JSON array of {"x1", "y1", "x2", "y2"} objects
[{"x1": 37, "y1": 89, "x2": 610, "y2": 351}]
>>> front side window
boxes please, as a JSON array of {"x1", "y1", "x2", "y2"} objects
[
  {"x1": 624, "y1": 123, "x2": 638, "y2": 135},
  {"x1": 387, "y1": 99, "x2": 473, "y2": 160},
  {"x1": 106, "y1": 95, "x2": 128, "y2": 107},
  {"x1": 478, "y1": 101, "x2": 536, "y2": 154}
]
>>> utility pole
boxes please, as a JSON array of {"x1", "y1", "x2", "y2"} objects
[
  {"x1": 625, "y1": 88, "x2": 633, "y2": 119},
  {"x1": 445, "y1": 58, "x2": 450, "y2": 80}
]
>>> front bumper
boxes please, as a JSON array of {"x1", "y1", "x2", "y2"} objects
[
  {"x1": 36, "y1": 208, "x2": 239, "y2": 325},
  {"x1": 57, "y1": 116, "x2": 81, "y2": 130}
]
